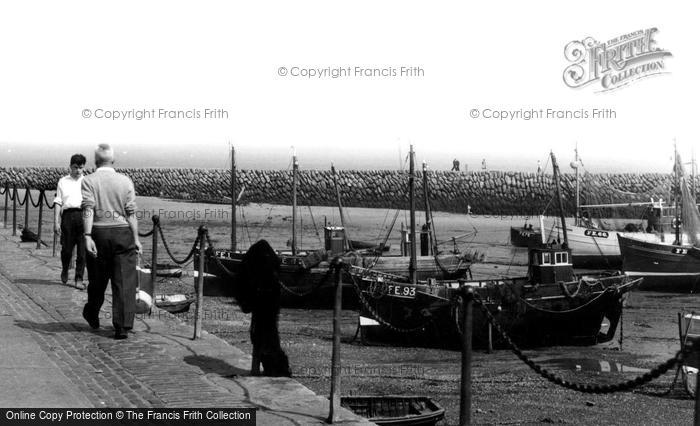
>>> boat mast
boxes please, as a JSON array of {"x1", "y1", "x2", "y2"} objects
[
  {"x1": 230, "y1": 144, "x2": 236, "y2": 251},
  {"x1": 331, "y1": 163, "x2": 352, "y2": 250},
  {"x1": 422, "y1": 161, "x2": 436, "y2": 255},
  {"x1": 292, "y1": 148, "x2": 298, "y2": 255},
  {"x1": 674, "y1": 142, "x2": 681, "y2": 246},
  {"x1": 574, "y1": 144, "x2": 580, "y2": 227},
  {"x1": 409, "y1": 145, "x2": 417, "y2": 284},
  {"x1": 550, "y1": 151, "x2": 568, "y2": 247}
]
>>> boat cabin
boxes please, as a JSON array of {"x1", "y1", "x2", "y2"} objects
[
  {"x1": 527, "y1": 244, "x2": 574, "y2": 284},
  {"x1": 324, "y1": 226, "x2": 347, "y2": 256}
]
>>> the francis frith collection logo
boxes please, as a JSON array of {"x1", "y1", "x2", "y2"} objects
[{"x1": 563, "y1": 28, "x2": 672, "y2": 92}]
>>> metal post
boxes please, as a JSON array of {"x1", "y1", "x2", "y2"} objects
[
  {"x1": 460, "y1": 287, "x2": 474, "y2": 426},
  {"x1": 151, "y1": 215, "x2": 159, "y2": 297},
  {"x1": 12, "y1": 185, "x2": 17, "y2": 236},
  {"x1": 327, "y1": 258, "x2": 344, "y2": 424},
  {"x1": 3, "y1": 184, "x2": 8, "y2": 228},
  {"x1": 231, "y1": 146, "x2": 237, "y2": 251},
  {"x1": 36, "y1": 191, "x2": 44, "y2": 249},
  {"x1": 193, "y1": 225, "x2": 206, "y2": 340},
  {"x1": 487, "y1": 323, "x2": 493, "y2": 354},
  {"x1": 695, "y1": 341, "x2": 700, "y2": 426},
  {"x1": 24, "y1": 188, "x2": 29, "y2": 230}
]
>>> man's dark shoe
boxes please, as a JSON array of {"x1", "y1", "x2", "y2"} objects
[
  {"x1": 114, "y1": 327, "x2": 128, "y2": 340},
  {"x1": 60, "y1": 270, "x2": 68, "y2": 284},
  {"x1": 82, "y1": 306, "x2": 99, "y2": 329}
]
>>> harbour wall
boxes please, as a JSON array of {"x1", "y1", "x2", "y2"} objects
[{"x1": 0, "y1": 167, "x2": 693, "y2": 216}]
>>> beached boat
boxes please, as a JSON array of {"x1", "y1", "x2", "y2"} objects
[
  {"x1": 539, "y1": 148, "x2": 673, "y2": 268},
  {"x1": 351, "y1": 151, "x2": 639, "y2": 348},
  {"x1": 618, "y1": 149, "x2": 700, "y2": 292},
  {"x1": 510, "y1": 223, "x2": 541, "y2": 248},
  {"x1": 201, "y1": 146, "x2": 476, "y2": 307},
  {"x1": 341, "y1": 396, "x2": 445, "y2": 426}
]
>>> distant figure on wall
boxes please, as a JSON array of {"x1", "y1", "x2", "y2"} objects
[
  {"x1": 537, "y1": 160, "x2": 542, "y2": 174},
  {"x1": 481, "y1": 159, "x2": 487, "y2": 171},
  {"x1": 451, "y1": 158, "x2": 460, "y2": 172}
]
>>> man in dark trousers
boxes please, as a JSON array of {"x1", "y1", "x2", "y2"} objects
[
  {"x1": 54, "y1": 154, "x2": 87, "y2": 289},
  {"x1": 81, "y1": 144, "x2": 142, "y2": 339}
]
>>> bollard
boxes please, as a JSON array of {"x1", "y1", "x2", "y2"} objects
[
  {"x1": 460, "y1": 287, "x2": 474, "y2": 426},
  {"x1": 487, "y1": 323, "x2": 493, "y2": 354},
  {"x1": 327, "y1": 257, "x2": 344, "y2": 424},
  {"x1": 151, "y1": 215, "x2": 159, "y2": 297},
  {"x1": 12, "y1": 185, "x2": 17, "y2": 236},
  {"x1": 36, "y1": 191, "x2": 44, "y2": 249},
  {"x1": 193, "y1": 225, "x2": 207, "y2": 340},
  {"x1": 3, "y1": 184, "x2": 7, "y2": 228},
  {"x1": 24, "y1": 188, "x2": 29, "y2": 230}
]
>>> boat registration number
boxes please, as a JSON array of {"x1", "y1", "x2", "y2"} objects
[
  {"x1": 584, "y1": 230, "x2": 609, "y2": 238},
  {"x1": 387, "y1": 285, "x2": 416, "y2": 298},
  {"x1": 673, "y1": 248, "x2": 689, "y2": 254}
]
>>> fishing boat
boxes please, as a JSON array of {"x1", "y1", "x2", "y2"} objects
[
  {"x1": 350, "y1": 151, "x2": 640, "y2": 348},
  {"x1": 201, "y1": 146, "x2": 478, "y2": 307},
  {"x1": 341, "y1": 396, "x2": 445, "y2": 426},
  {"x1": 618, "y1": 148, "x2": 700, "y2": 292},
  {"x1": 542, "y1": 147, "x2": 673, "y2": 268},
  {"x1": 509, "y1": 222, "x2": 541, "y2": 248}
]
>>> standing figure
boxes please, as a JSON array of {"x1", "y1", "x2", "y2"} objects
[
  {"x1": 54, "y1": 154, "x2": 87, "y2": 289},
  {"x1": 81, "y1": 144, "x2": 142, "y2": 339},
  {"x1": 451, "y1": 158, "x2": 460, "y2": 172}
]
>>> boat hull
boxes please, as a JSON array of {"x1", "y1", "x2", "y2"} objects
[
  {"x1": 551, "y1": 225, "x2": 672, "y2": 269},
  {"x1": 199, "y1": 249, "x2": 472, "y2": 309},
  {"x1": 618, "y1": 234, "x2": 700, "y2": 292},
  {"x1": 355, "y1": 274, "x2": 635, "y2": 349},
  {"x1": 510, "y1": 227, "x2": 542, "y2": 248}
]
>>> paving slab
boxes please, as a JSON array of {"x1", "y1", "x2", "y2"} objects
[{"x1": 0, "y1": 223, "x2": 372, "y2": 424}]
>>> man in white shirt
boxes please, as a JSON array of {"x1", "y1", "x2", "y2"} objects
[{"x1": 54, "y1": 154, "x2": 87, "y2": 289}]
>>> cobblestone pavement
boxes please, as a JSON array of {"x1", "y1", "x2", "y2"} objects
[{"x1": 0, "y1": 225, "x2": 372, "y2": 425}]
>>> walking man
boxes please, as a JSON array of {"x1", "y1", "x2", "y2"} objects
[
  {"x1": 81, "y1": 144, "x2": 142, "y2": 339},
  {"x1": 54, "y1": 154, "x2": 87, "y2": 289}
]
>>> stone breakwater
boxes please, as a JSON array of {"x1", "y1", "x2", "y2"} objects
[{"x1": 0, "y1": 167, "x2": 693, "y2": 216}]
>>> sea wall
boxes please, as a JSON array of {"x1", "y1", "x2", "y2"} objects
[{"x1": 0, "y1": 167, "x2": 694, "y2": 216}]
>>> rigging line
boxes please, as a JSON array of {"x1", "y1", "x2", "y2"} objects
[
  {"x1": 239, "y1": 205, "x2": 252, "y2": 247},
  {"x1": 306, "y1": 205, "x2": 323, "y2": 245}
]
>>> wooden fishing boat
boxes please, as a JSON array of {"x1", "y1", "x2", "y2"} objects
[
  {"x1": 510, "y1": 223, "x2": 541, "y2": 248},
  {"x1": 201, "y1": 146, "x2": 477, "y2": 308},
  {"x1": 617, "y1": 149, "x2": 700, "y2": 292},
  {"x1": 341, "y1": 396, "x2": 445, "y2": 426},
  {"x1": 351, "y1": 151, "x2": 640, "y2": 348},
  {"x1": 617, "y1": 234, "x2": 700, "y2": 291}
]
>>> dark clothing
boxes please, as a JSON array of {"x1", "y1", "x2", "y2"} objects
[
  {"x1": 60, "y1": 208, "x2": 86, "y2": 281},
  {"x1": 84, "y1": 226, "x2": 137, "y2": 330}
]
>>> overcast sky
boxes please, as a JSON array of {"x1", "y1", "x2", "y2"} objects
[{"x1": 0, "y1": 1, "x2": 697, "y2": 173}]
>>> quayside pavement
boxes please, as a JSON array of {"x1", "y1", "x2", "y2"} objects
[{"x1": 0, "y1": 223, "x2": 372, "y2": 425}]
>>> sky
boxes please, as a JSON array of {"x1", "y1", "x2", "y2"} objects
[{"x1": 0, "y1": 1, "x2": 697, "y2": 173}]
